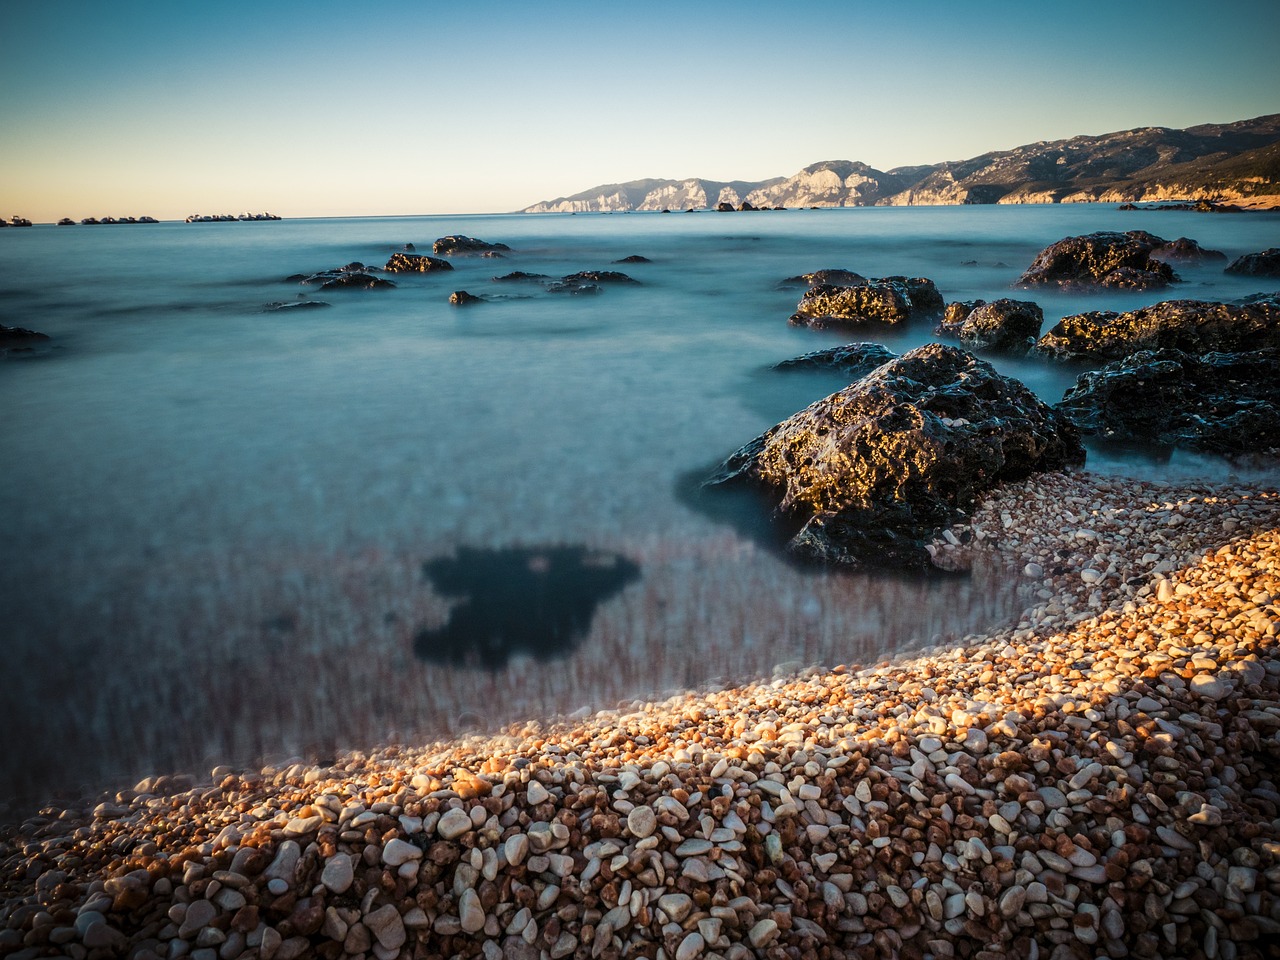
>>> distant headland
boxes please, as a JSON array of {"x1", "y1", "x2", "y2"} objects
[{"x1": 523, "y1": 112, "x2": 1280, "y2": 212}]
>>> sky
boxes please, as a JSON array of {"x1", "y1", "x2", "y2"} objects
[{"x1": 2, "y1": 0, "x2": 1278, "y2": 222}]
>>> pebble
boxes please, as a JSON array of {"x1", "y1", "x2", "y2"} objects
[{"x1": 3, "y1": 472, "x2": 1278, "y2": 960}]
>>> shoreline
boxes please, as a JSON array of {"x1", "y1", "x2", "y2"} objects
[{"x1": 2, "y1": 469, "x2": 1279, "y2": 958}]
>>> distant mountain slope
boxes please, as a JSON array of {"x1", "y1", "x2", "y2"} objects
[{"x1": 522, "y1": 114, "x2": 1280, "y2": 211}]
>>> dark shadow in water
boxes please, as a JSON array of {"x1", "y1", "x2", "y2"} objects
[{"x1": 414, "y1": 546, "x2": 641, "y2": 669}]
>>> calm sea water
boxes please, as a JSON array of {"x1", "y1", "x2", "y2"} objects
[{"x1": 2, "y1": 206, "x2": 1277, "y2": 815}]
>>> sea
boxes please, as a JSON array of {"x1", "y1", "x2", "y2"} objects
[{"x1": 2, "y1": 205, "x2": 1277, "y2": 817}]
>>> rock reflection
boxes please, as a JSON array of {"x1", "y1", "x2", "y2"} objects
[{"x1": 414, "y1": 546, "x2": 641, "y2": 669}]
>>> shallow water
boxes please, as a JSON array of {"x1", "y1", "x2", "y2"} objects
[{"x1": 2, "y1": 206, "x2": 1277, "y2": 815}]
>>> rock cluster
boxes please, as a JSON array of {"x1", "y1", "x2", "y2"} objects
[
  {"x1": 706, "y1": 344, "x2": 1084, "y2": 569},
  {"x1": 1055, "y1": 348, "x2": 1280, "y2": 454},
  {"x1": 936, "y1": 299, "x2": 1044, "y2": 354},
  {"x1": 1014, "y1": 231, "x2": 1179, "y2": 290},
  {"x1": 1033, "y1": 298, "x2": 1280, "y2": 362},
  {"x1": 2, "y1": 473, "x2": 1279, "y2": 960}
]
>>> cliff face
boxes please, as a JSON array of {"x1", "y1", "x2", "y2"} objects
[{"x1": 522, "y1": 114, "x2": 1280, "y2": 211}]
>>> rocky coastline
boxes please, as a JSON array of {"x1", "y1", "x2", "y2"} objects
[{"x1": 2, "y1": 471, "x2": 1278, "y2": 960}]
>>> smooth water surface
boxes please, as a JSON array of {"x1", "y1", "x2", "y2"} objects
[{"x1": 2, "y1": 206, "x2": 1277, "y2": 814}]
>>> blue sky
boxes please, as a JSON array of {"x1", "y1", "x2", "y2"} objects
[{"x1": 2, "y1": 0, "x2": 1277, "y2": 220}]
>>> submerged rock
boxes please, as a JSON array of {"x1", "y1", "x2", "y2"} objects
[
  {"x1": 263, "y1": 301, "x2": 331, "y2": 311},
  {"x1": 432, "y1": 235, "x2": 511, "y2": 255},
  {"x1": 318, "y1": 273, "x2": 395, "y2": 291},
  {"x1": 491, "y1": 271, "x2": 552, "y2": 283},
  {"x1": 707, "y1": 343, "x2": 1084, "y2": 569},
  {"x1": 774, "y1": 342, "x2": 897, "y2": 378},
  {"x1": 936, "y1": 298, "x2": 1044, "y2": 354},
  {"x1": 1033, "y1": 298, "x2": 1280, "y2": 362},
  {"x1": 1056, "y1": 348, "x2": 1280, "y2": 454},
  {"x1": 1014, "y1": 230, "x2": 1180, "y2": 290},
  {"x1": 1, "y1": 324, "x2": 52, "y2": 358},
  {"x1": 449, "y1": 290, "x2": 483, "y2": 306},
  {"x1": 1225, "y1": 248, "x2": 1280, "y2": 277},
  {"x1": 384, "y1": 252, "x2": 453, "y2": 273},
  {"x1": 560, "y1": 270, "x2": 639, "y2": 285},
  {"x1": 613, "y1": 255, "x2": 652, "y2": 264}
]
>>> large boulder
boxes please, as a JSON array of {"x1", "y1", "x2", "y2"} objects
[
  {"x1": 1056, "y1": 348, "x2": 1280, "y2": 455},
  {"x1": 432, "y1": 236, "x2": 511, "y2": 255},
  {"x1": 935, "y1": 298, "x2": 1044, "y2": 354},
  {"x1": 789, "y1": 276, "x2": 941, "y2": 329},
  {"x1": 1014, "y1": 230, "x2": 1179, "y2": 290},
  {"x1": 706, "y1": 343, "x2": 1085, "y2": 569},
  {"x1": 385, "y1": 252, "x2": 453, "y2": 273},
  {"x1": 1226, "y1": 248, "x2": 1280, "y2": 277},
  {"x1": 774, "y1": 342, "x2": 897, "y2": 377},
  {"x1": 1033, "y1": 298, "x2": 1280, "y2": 362}
]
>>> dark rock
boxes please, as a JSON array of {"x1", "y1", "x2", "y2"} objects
[
  {"x1": 318, "y1": 273, "x2": 395, "y2": 291},
  {"x1": 449, "y1": 290, "x2": 483, "y2": 306},
  {"x1": 716, "y1": 202, "x2": 735, "y2": 212},
  {"x1": 781, "y1": 268, "x2": 869, "y2": 288},
  {"x1": 1014, "y1": 230, "x2": 1180, "y2": 290},
  {"x1": 1152, "y1": 237, "x2": 1226, "y2": 262},
  {"x1": 739, "y1": 201, "x2": 758, "y2": 211},
  {"x1": 1033, "y1": 298, "x2": 1280, "y2": 361},
  {"x1": 790, "y1": 281, "x2": 913, "y2": 327},
  {"x1": 432, "y1": 235, "x2": 511, "y2": 256},
  {"x1": 1, "y1": 324, "x2": 52, "y2": 358},
  {"x1": 263, "y1": 301, "x2": 330, "y2": 312},
  {"x1": 57, "y1": 218, "x2": 75, "y2": 226},
  {"x1": 491, "y1": 271, "x2": 551, "y2": 283},
  {"x1": 613, "y1": 255, "x2": 652, "y2": 264},
  {"x1": 706, "y1": 343, "x2": 1084, "y2": 569},
  {"x1": 546, "y1": 281, "x2": 601, "y2": 296},
  {"x1": 1056, "y1": 348, "x2": 1280, "y2": 454},
  {"x1": 560, "y1": 271, "x2": 639, "y2": 285},
  {"x1": 1225, "y1": 248, "x2": 1280, "y2": 277},
  {"x1": 341, "y1": 261, "x2": 366, "y2": 272},
  {"x1": 881, "y1": 275, "x2": 944, "y2": 314},
  {"x1": 384, "y1": 252, "x2": 453, "y2": 273},
  {"x1": 935, "y1": 298, "x2": 1044, "y2": 354},
  {"x1": 774, "y1": 343, "x2": 897, "y2": 378},
  {"x1": 480, "y1": 250, "x2": 505, "y2": 258}
]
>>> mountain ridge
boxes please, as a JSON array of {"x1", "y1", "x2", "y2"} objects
[{"x1": 522, "y1": 113, "x2": 1280, "y2": 212}]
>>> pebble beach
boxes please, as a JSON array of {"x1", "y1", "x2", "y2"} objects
[{"x1": 3, "y1": 469, "x2": 1279, "y2": 960}]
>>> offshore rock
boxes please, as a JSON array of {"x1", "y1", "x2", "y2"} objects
[
  {"x1": 263, "y1": 300, "x2": 330, "y2": 312},
  {"x1": 560, "y1": 270, "x2": 639, "y2": 285},
  {"x1": 384, "y1": 252, "x2": 454, "y2": 273},
  {"x1": 449, "y1": 290, "x2": 483, "y2": 306},
  {"x1": 1056, "y1": 348, "x2": 1280, "y2": 454},
  {"x1": 781, "y1": 268, "x2": 869, "y2": 288},
  {"x1": 432, "y1": 235, "x2": 511, "y2": 255},
  {"x1": 1, "y1": 324, "x2": 52, "y2": 358},
  {"x1": 1226, "y1": 248, "x2": 1280, "y2": 277},
  {"x1": 789, "y1": 275, "x2": 942, "y2": 328},
  {"x1": 491, "y1": 271, "x2": 552, "y2": 283},
  {"x1": 707, "y1": 343, "x2": 1084, "y2": 569},
  {"x1": 1014, "y1": 230, "x2": 1179, "y2": 290},
  {"x1": 318, "y1": 273, "x2": 395, "y2": 291},
  {"x1": 935, "y1": 298, "x2": 1044, "y2": 354},
  {"x1": 1033, "y1": 298, "x2": 1280, "y2": 362},
  {"x1": 1152, "y1": 236, "x2": 1226, "y2": 262},
  {"x1": 774, "y1": 342, "x2": 897, "y2": 378}
]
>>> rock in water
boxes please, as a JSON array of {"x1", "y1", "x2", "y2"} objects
[
  {"x1": 449, "y1": 290, "x2": 483, "y2": 306},
  {"x1": 1225, "y1": 248, "x2": 1280, "y2": 276},
  {"x1": 384, "y1": 252, "x2": 453, "y2": 273},
  {"x1": 707, "y1": 343, "x2": 1084, "y2": 568},
  {"x1": 935, "y1": 298, "x2": 1044, "y2": 354},
  {"x1": 1033, "y1": 298, "x2": 1280, "y2": 361},
  {"x1": 432, "y1": 235, "x2": 511, "y2": 255},
  {"x1": 789, "y1": 276, "x2": 942, "y2": 328},
  {"x1": 774, "y1": 342, "x2": 897, "y2": 377},
  {"x1": 1055, "y1": 348, "x2": 1280, "y2": 454},
  {"x1": 1014, "y1": 230, "x2": 1179, "y2": 290}
]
